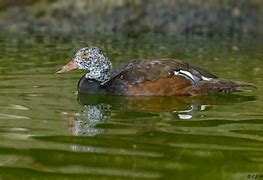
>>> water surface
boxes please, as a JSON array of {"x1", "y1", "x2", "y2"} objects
[{"x1": 0, "y1": 35, "x2": 262, "y2": 179}]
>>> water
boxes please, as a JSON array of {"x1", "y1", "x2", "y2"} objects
[{"x1": 0, "y1": 34, "x2": 262, "y2": 180}]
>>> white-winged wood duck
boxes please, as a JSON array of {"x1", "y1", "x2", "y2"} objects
[{"x1": 56, "y1": 47, "x2": 255, "y2": 96}]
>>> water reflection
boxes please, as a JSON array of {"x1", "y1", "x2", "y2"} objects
[
  {"x1": 66, "y1": 103, "x2": 111, "y2": 136},
  {"x1": 64, "y1": 93, "x2": 256, "y2": 137}
]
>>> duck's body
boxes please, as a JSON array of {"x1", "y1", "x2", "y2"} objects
[{"x1": 56, "y1": 47, "x2": 255, "y2": 96}]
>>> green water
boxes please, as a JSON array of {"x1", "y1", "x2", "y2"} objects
[{"x1": 0, "y1": 35, "x2": 262, "y2": 180}]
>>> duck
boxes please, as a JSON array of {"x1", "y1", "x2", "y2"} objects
[{"x1": 56, "y1": 47, "x2": 255, "y2": 96}]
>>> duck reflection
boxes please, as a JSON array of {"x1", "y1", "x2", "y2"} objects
[
  {"x1": 64, "y1": 93, "x2": 255, "y2": 136},
  {"x1": 66, "y1": 103, "x2": 111, "y2": 136}
]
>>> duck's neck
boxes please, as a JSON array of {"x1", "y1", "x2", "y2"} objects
[
  {"x1": 78, "y1": 76, "x2": 107, "y2": 94},
  {"x1": 85, "y1": 63, "x2": 112, "y2": 85}
]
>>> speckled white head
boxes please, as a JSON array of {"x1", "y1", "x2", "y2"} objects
[{"x1": 56, "y1": 47, "x2": 112, "y2": 84}]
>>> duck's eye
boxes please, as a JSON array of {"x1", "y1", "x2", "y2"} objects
[{"x1": 82, "y1": 52, "x2": 89, "y2": 60}]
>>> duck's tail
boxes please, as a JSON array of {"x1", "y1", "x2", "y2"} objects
[{"x1": 191, "y1": 79, "x2": 256, "y2": 95}]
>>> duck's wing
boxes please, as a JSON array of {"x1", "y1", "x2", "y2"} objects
[{"x1": 108, "y1": 59, "x2": 217, "y2": 85}]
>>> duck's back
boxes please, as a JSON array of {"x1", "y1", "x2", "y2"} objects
[
  {"x1": 104, "y1": 59, "x2": 217, "y2": 96},
  {"x1": 110, "y1": 59, "x2": 217, "y2": 84}
]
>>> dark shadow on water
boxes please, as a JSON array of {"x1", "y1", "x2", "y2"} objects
[
  {"x1": 63, "y1": 93, "x2": 256, "y2": 136},
  {"x1": 77, "y1": 93, "x2": 256, "y2": 112}
]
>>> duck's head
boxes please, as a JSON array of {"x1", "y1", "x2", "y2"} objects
[{"x1": 56, "y1": 47, "x2": 112, "y2": 84}]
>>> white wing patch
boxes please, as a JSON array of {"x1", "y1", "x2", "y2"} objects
[
  {"x1": 174, "y1": 70, "x2": 199, "y2": 84},
  {"x1": 174, "y1": 70, "x2": 213, "y2": 84},
  {"x1": 201, "y1": 76, "x2": 212, "y2": 81},
  {"x1": 178, "y1": 70, "x2": 195, "y2": 81}
]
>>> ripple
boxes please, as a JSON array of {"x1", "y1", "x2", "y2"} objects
[
  {"x1": 0, "y1": 113, "x2": 30, "y2": 119},
  {"x1": 9, "y1": 104, "x2": 30, "y2": 111},
  {"x1": 70, "y1": 144, "x2": 163, "y2": 158},
  {"x1": 0, "y1": 166, "x2": 162, "y2": 179},
  {"x1": 0, "y1": 127, "x2": 29, "y2": 132},
  {"x1": 56, "y1": 165, "x2": 162, "y2": 179},
  {"x1": 169, "y1": 143, "x2": 263, "y2": 151}
]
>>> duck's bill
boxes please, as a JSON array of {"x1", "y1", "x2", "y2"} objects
[{"x1": 55, "y1": 59, "x2": 79, "y2": 74}]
